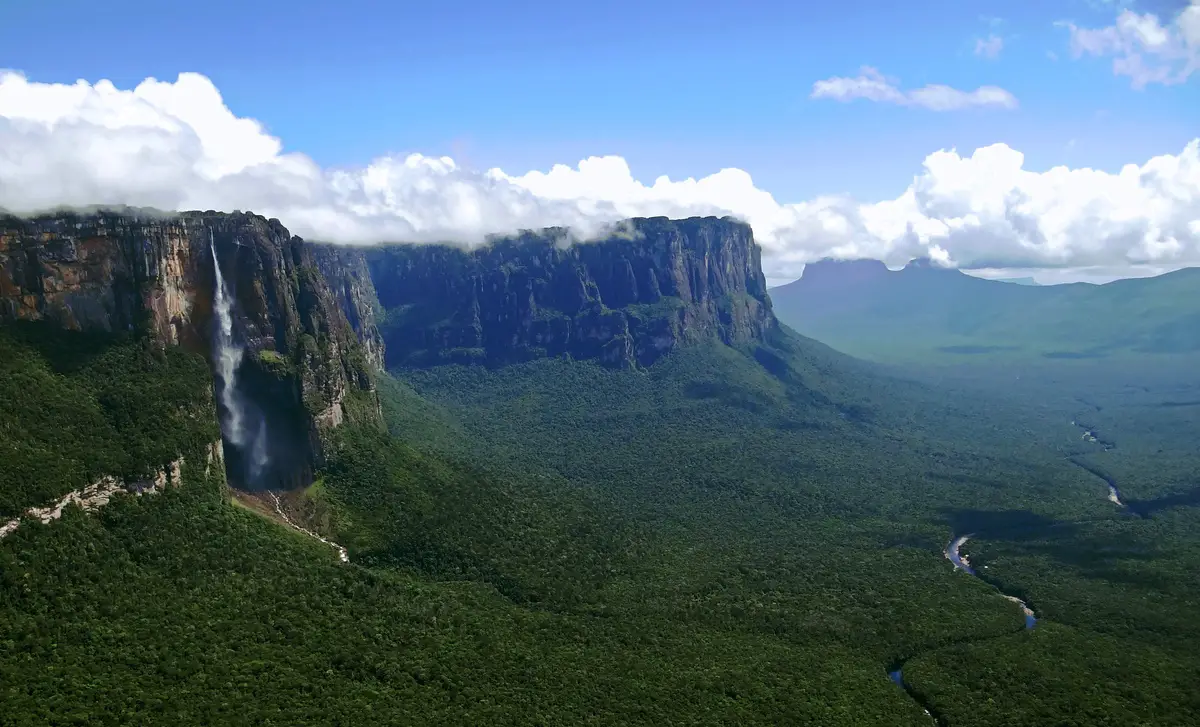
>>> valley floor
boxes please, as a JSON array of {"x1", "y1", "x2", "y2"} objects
[{"x1": 2, "y1": 332, "x2": 1199, "y2": 725}]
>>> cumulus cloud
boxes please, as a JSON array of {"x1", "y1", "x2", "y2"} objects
[
  {"x1": 1, "y1": 71, "x2": 1198, "y2": 281},
  {"x1": 810, "y1": 66, "x2": 1018, "y2": 111},
  {"x1": 1061, "y1": 1, "x2": 1200, "y2": 87},
  {"x1": 975, "y1": 35, "x2": 1005, "y2": 59}
]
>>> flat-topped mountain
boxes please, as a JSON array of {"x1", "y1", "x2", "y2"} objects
[
  {"x1": 771, "y1": 257, "x2": 1200, "y2": 362},
  {"x1": 359, "y1": 216, "x2": 776, "y2": 369}
]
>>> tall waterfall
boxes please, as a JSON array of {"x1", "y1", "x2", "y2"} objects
[{"x1": 211, "y1": 237, "x2": 268, "y2": 482}]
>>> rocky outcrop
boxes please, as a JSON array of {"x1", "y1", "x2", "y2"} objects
[
  {"x1": 366, "y1": 216, "x2": 777, "y2": 369},
  {"x1": 0, "y1": 449, "x2": 204, "y2": 540},
  {"x1": 0, "y1": 208, "x2": 381, "y2": 490}
]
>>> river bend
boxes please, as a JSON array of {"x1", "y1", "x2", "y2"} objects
[{"x1": 886, "y1": 417, "x2": 1123, "y2": 722}]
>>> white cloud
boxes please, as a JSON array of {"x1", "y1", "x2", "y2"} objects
[
  {"x1": 975, "y1": 35, "x2": 1005, "y2": 59},
  {"x1": 1061, "y1": 1, "x2": 1200, "y2": 87},
  {"x1": 1, "y1": 71, "x2": 1198, "y2": 282},
  {"x1": 810, "y1": 67, "x2": 1018, "y2": 110}
]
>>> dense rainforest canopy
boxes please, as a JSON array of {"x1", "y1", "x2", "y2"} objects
[{"x1": 2, "y1": 318, "x2": 1199, "y2": 725}]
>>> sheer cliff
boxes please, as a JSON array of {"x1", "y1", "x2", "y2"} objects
[
  {"x1": 364, "y1": 216, "x2": 777, "y2": 369},
  {"x1": 310, "y1": 244, "x2": 385, "y2": 372},
  {"x1": 0, "y1": 208, "x2": 381, "y2": 490}
]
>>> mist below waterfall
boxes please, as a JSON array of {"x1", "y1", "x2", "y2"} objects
[{"x1": 211, "y1": 240, "x2": 269, "y2": 484}]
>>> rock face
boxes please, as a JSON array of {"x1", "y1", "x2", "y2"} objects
[
  {"x1": 0, "y1": 209, "x2": 207, "y2": 346},
  {"x1": 310, "y1": 244, "x2": 385, "y2": 372},
  {"x1": 0, "y1": 444, "x2": 221, "y2": 541},
  {"x1": 365, "y1": 216, "x2": 777, "y2": 369},
  {"x1": 0, "y1": 208, "x2": 380, "y2": 490}
]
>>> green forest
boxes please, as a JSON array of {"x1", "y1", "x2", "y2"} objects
[
  {"x1": 0, "y1": 323, "x2": 218, "y2": 517},
  {"x1": 2, "y1": 319, "x2": 1199, "y2": 725}
]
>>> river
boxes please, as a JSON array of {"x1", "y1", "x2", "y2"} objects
[
  {"x1": 944, "y1": 535, "x2": 1037, "y2": 629},
  {"x1": 886, "y1": 533, "x2": 1038, "y2": 725},
  {"x1": 1070, "y1": 420, "x2": 1126, "y2": 510},
  {"x1": 886, "y1": 417, "x2": 1122, "y2": 722}
]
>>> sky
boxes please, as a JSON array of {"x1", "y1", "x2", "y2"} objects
[{"x1": 0, "y1": 0, "x2": 1197, "y2": 284}]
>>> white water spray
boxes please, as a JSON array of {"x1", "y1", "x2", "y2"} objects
[{"x1": 211, "y1": 236, "x2": 268, "y2": 481}]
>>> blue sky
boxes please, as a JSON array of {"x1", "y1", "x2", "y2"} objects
[
  {"x1": 1, "y1": 0, "x2": 1197, "y2": 283},
  {"x1": 2, "y1": 0, "x2": 1196, "y2": 202}
]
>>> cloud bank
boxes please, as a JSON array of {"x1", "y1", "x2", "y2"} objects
[
  {"x1": 1062, "y1": 0, "x2": 1200, "y2": 87},
  {"x1": 810, "y1": 66, "x2": 1018, "y2": 110},
  {"x1": 1, "y1": 71, "x2": 1198, "y2": 281}
]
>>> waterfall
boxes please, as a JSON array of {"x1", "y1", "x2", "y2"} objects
[
  {"x1": 211, "y1": 240, "x2": 246, "y2": 446},
  {"x1": 211, "y1": 236, "x2": 269, "y2": 482}
]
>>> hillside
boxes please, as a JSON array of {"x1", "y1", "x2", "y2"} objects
[
  {"x1": 0, "y1": 324, "x2": 220, "y2": 517},
  {"x1": 769, "y1": 258, "x2": 1200, "y2": 364}
]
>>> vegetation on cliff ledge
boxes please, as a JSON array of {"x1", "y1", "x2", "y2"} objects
[{"x1": 0, "y1": 323, "x2": 218, "y2": 517}]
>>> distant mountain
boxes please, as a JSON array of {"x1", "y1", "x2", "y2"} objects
[
  {"x1": 770, "y1": 258, "x2": 1200, "y2": 363},
  {"x1": 994, "y1": 276, "x2": 1041, "y2": 286}
]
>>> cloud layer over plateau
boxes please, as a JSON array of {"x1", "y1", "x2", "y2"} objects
[{"x1": 1, "y1": 71, "x2": 1198, "y2": 280}]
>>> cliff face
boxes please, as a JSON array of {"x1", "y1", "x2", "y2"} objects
[
  {"x1": 310, "y1": 244, "x2": 385, "y2": 372},
  {"x1": 0, "y1": 208, "x2": 381, "y2": 490},
  {"x1": 0, "y1": 210, "x2": 206, "y2": 346},
  {"x1": 366, "y1": 216, "x2": 776, "y2": 369}
]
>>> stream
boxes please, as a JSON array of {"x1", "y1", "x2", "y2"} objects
[
  {"x1": 886, "y1": 418, "x2": 1124, "y2": 723},
  {"x1": 268, "y1": 491, "x2": 350, "y2": 563},
  {"x1": 1069, "y1": 420, "x2": 1125, "y2": 509},
  {"x1": 886, "y1": 533, "x2": 1038, "y2": 725},
  {"x1": 944, "y1": 535, "x2": 1038, "y2": 629}
]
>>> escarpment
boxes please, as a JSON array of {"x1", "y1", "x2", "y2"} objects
[
  {"x1": 364, "y1": 216, "x2": 777, "y2": 369},
  {"x1": 0, "y1": 208, "x2": 381, "y2": 490},
  {"x1": 1, "y1": 211, "x2": 779, "y2": 490}
]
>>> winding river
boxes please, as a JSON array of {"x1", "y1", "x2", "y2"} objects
[
  {"x1": 885, "y1": 418, "x2": 1124, "y2": 723},
  {"x1": 944, "y1": 535, "x2": 1037, "y2": 629},
  {"x1": 886, "y1": 534, "x2": 1038, "y2": 725}
]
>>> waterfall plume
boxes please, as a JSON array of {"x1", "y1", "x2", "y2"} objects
[{"x1": 210, "y1": 235, "x2": 269, "y2": 482}]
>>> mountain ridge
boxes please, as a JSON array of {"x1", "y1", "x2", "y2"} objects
[{"x1": 771, "y1": 257, "x2": 1200, "y2": 361}]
